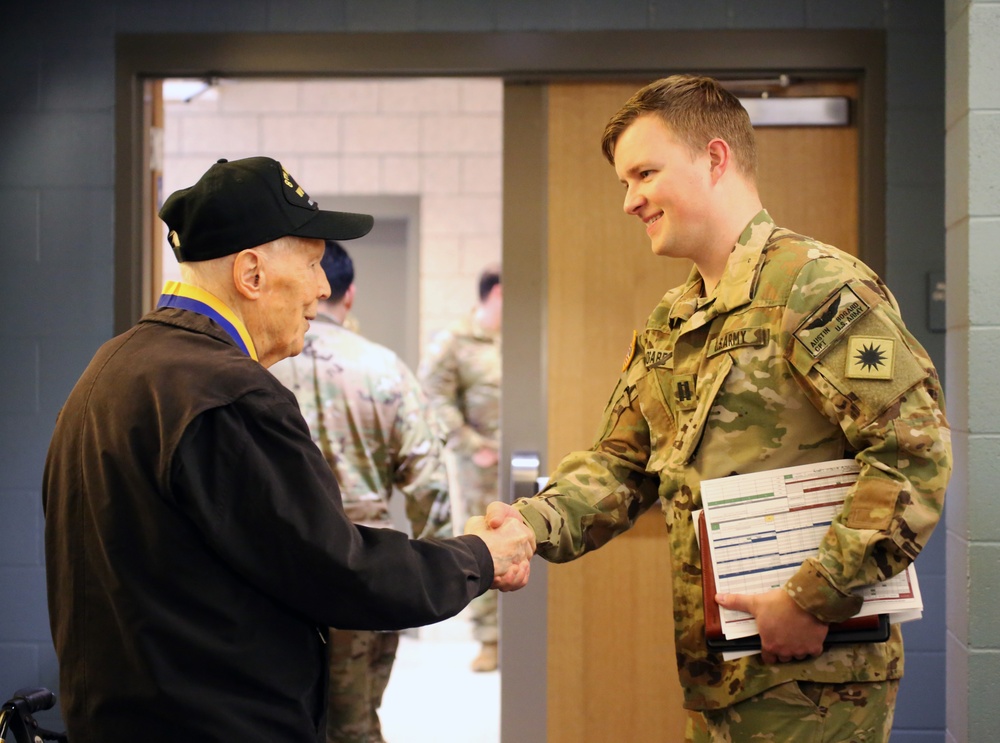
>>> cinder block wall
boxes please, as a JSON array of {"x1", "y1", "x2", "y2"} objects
[
  {"x1": 162, "y1": 78, "x2": 503, "y2": 342},
  {"x1": 944, "y1": 1, "x2": 1000, "y2": 741}
]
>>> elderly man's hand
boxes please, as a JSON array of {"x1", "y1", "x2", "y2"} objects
[{"x1": 465, "y1": 502, "x2": 536, "y2": 592}]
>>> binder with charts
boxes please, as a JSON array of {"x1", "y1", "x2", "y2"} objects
[
  {"x1": 698, "y1": 510, "x2": 889, "y2": 653},
  {"x1": 697, "y1": 459, "x2": 922, "y2": 655}
]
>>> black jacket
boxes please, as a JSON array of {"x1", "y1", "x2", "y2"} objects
[{"x1": 43, "y1": 307, "x2": 493, "y2": 743}]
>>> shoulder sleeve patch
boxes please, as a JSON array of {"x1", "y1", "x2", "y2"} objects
[
  {"x1": 622, "y1": 329, "x2": 638, "y2": 372},
  {"x1": 815, "y1": 311, "x2": 928, "y2": 426},
  {"x1": 844, "y1": 336, "x2": 895, "y2": 380},
  {"x1": 794, "y1": 284, "x2": 870, "y2": 359}
]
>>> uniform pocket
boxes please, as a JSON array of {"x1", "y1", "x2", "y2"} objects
[{"x1": 669, "y1": 353, "x2": 734, "y2": 465}]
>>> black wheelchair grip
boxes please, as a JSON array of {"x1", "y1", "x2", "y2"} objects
[{"x1": 13, "y1": 687, "x2": 56, "y2": 714}]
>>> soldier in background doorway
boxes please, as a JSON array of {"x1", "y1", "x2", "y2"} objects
[
  {"x1": 419, "y1": 267, "x2": 502, "y2": 672},
  {"x1": 271, "y1": 241, "x2": 451, "y2": 743}
]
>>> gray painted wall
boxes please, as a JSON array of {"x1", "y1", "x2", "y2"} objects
[{"x1": 0, "y1": 1, "x2": 949, "y2": 739}]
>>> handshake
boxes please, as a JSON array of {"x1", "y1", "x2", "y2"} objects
[{"x1": 464, "y1": 502, "x2": 536, "y2": 592}]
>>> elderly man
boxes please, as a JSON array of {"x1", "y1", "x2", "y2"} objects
[{"x1": 42, "y1": 157, "x2": 533, "y2": 743}]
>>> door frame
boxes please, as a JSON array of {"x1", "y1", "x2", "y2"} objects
[
  {"x1": 114, "y1": 30, "x2": 885, "y2": 742},
  {"x1": 115, "y1": 30, "x2": 885, "y2": 333}
]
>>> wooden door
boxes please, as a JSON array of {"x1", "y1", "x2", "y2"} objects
[
  {"x1": 545, "y1": 80, "x2": 691, "y2": 743},
  {"x1": 541, "y1": 79, "x2": 859, "y2": 743},
  {"x1": 754, "y1": 79, "x2": 860, "y2": 256}
]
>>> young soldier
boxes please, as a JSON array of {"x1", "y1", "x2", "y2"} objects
[{"x1": 488, "y1": 76, "x2": 950, "y2": 741}]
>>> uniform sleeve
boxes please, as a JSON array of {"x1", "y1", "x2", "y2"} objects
[
  {"x1": 418, "y1": 330, "x2": 489, "y2": 455},
  {"x1": 782, "y1": 262, "x2": 951, "y2": 623},
  {"x1": 169, "y1": 387, "x2": 493, "y2": 631},
  {"x1": 389, "y1": 359, "x2": 453, "y2": 539},
  {"x1": 514, "y1": 349, "x2": 661, "y2": 562}
]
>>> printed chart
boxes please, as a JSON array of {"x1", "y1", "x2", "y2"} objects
[{"x1": 700, "y1": 459, "x2": 922, "y2": 640}]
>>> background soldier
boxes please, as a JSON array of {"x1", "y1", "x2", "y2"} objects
[
  {"x1": 271, "y1": 241, "x2": 450, "y2": 743},
  {"x1": 419, "y1": 267, "x2": 502, "y2": 672}
]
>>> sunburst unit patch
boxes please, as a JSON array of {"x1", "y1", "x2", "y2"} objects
[{"x1": 845, "y1": 336, "x2": 895, "y2": 379}]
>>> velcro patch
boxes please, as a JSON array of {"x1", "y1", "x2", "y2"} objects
[
  {"x1": 795, "y1": 285, "x2": 870, "y2": 358},
  {"x1": 645, "y1": 347, "x2": 672, "y2": 369},
  {"x1": 622, "y1": 329, "x2": 638, "y2": 372},
  {"x1": 845, "y1": 477, "x2": 900, "y2": 530},
  {"x1": 845, "y1": 336, "x2": 895, "y2": 380},
  {"x1": 814, "y1": 310, "x2": 928, "y2": 428}
]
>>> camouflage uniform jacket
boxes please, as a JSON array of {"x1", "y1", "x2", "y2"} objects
[
  {"x1": 514, "y1": 211, "x2": 951, "y2": 710},
  {"x1": 419, "y1": 311, "x2": 501, "y2": 461},
  {"x1": 271, "y1": 315, "x2": 450, "y2": 537}
]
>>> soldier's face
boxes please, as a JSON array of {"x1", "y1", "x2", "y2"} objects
[{"x1": 614, "y1": 114, "x2": 715, "y2": 261}]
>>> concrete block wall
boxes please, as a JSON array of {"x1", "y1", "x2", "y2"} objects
[
  {"x1": 162, "y1": 77, "x2": 502, "y2": 343},
  {"x1": 945, "y1": 1, "x2": 1000, "y2": 741}
]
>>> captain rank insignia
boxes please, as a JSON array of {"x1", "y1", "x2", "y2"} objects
[{"x1": 673, "y1": 374, "x2": 697, "y2": 410}]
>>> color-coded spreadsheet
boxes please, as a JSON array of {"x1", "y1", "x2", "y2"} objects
[{"x1": 700, "y1": 459, "x2": 922, "y2": 640}]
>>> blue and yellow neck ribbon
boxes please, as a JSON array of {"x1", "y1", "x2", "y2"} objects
[{"x1": 156, "y1": 281, "x2": 258, "y2": 361}]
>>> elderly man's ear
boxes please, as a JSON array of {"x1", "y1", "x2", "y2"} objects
[{"x1": 233, "y1": 250, "x2": 264, "y2": 299}]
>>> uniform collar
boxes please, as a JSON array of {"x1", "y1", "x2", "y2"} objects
[
  {"x1": 667, "y1": 210, "x2": 776, "y2": 328},
  {"x1": 463, "y1": 309, "x2": 499, "y2": 341},
  {"x1": 314, "y1": 312, "x2": 341, "y2": 327}
]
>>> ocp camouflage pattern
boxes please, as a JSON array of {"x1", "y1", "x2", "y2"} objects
[
  {"x1": 326, "y1": 628, "x2": 399, "y2": 743},
  {"x1": 418, "y1": 311, "x2": 501, "y2": 466},
  {"x1": 515, "y1": 211, "x2": 950, "y2": 710},
  {"x1": 418, "y1": 311, "x2": 501, "y2": 642},
  {"x1": 270, "y1": 315, "x2": 451, "y2": 538}
]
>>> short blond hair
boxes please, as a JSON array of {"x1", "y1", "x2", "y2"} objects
[{"x1": 601, "y1": 75, "x2": 758, "y2": 182}]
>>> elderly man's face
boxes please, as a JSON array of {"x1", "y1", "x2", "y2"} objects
[{"x1": 254, "y1": 237, "x2": 330, "y2": 367}]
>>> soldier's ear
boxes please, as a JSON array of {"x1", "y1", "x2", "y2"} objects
[{"x1": 706, "y1": 138, "x2": 731, "y2": 183}]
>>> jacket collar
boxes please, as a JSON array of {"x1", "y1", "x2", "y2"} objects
[{"x1": 156, "y1": 281, "x2": 258, "y2": 361}]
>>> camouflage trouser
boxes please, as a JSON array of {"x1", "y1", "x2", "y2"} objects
[
  {"x1": 327, "y1": 628, "x2": 400, "y2": 743},
  {"x1": 457, "y1": 457, "x2": 499, "y2": 643},
  {"x1": 469, "y1": 587, "x2": 498, "y2": 643},
  {"x1": 687, "y1": 679, "x2": 899, "y2": 743}
]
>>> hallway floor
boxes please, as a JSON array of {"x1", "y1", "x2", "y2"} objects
[{"x1": 379, "y1": 609, "x2": 500, "y2": 743}]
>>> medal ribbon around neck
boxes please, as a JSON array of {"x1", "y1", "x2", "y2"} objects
[{"x1": 156, "y1": 281, "x2": 258, "y2": 361}]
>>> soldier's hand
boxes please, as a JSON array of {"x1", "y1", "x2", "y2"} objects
[
  {"x1": 472, "y1": 446, "x2": 499, "y2": 468},
  {"x1": 465, "y1": 513, "x2": 535, "y2": 592},
  {"x1": 484, "y1": 500, "x2": 528, "y2": 533},
  {"x1": 716, "y1": 588, "x2": 829, "y2": 664}
]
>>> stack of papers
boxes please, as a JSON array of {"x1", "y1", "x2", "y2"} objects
[{"x1": 698, "y1": 459, "x2": 923, "y2": 659}]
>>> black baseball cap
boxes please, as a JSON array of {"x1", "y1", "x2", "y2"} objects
[{"x1": 159, "y1": 156, "x2": 374, "y2": 262}]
